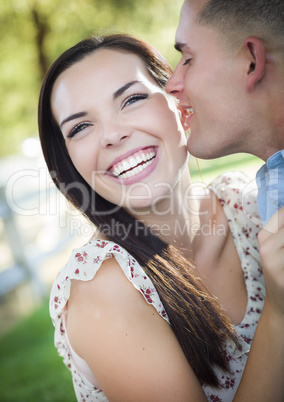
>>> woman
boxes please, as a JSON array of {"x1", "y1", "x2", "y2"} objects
[{"x1": 39, "y1": 34, "x2": 265, "y2": 401}]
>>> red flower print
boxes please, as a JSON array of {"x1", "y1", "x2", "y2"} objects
[
  {"x1": 209, "y1": 396, "x2": 221, "y2": 401},
  {"x1": 75, "y1": 269, "x2": 79, "y2": 274},
  {"x1": 224, "y1": 376, "x2": 236, "y2": 389},
  {"x1": 75, "y1": 251, "x2": 88, "y2": 264}
]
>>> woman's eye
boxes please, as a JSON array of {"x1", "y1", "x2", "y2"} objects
[
  {"x1": 183, "y1": 58, "x2": 192, "y2": 66},
  {"x1": 67, "y1": 122, "x2": 93, "y2": 139},
  {"x1": 122, "y1": 94, "x2": 148, "y2": 109}
]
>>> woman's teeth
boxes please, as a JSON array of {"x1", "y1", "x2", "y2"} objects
[{"x1": 110, "y1": 148, "x2": 156, "y2": 179}]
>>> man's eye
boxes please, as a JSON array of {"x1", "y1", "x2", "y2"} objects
[
  {"x1": 183, "y1": 58, "x2": 192, "y2": 66},
  {"x1": 67, "y1": 122, "x2": 93, "y2": 139},
  {"x1": 122, "y1": 94, "x2": 148, "y2": 109}
]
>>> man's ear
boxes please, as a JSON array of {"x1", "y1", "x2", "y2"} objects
[{"x1": 244, "y1": 36, "x2": 266, "y2": 92}]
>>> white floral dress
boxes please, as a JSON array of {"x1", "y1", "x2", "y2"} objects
[{"x1": 50, "y1": 172, "x2": 264, "y2": 402}]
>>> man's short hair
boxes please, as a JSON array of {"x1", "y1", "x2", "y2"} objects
[{"x1": 197, "y1": 0, "x2": 284, "y2": 56}]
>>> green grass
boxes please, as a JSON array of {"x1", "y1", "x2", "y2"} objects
[{"x1": 0, "y1": 299, "x2": 76, "y2": 402}]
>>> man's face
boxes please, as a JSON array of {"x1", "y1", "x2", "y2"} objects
[{"x1": 166, "y1": 0, "x2": 253, "y2": 159}]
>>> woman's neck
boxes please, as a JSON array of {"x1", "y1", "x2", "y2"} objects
[{"x1": 131, "y1": 171, "x2": 201, "y2": 260}]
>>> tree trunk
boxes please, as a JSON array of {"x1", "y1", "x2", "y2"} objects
[{"x1": 31, "y1": 6, "x2": 49, "y2": 81}]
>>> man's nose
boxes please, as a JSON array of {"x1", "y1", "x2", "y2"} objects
[{"x1": 165, "y1": 64, "x2": 185, "y2": 99}]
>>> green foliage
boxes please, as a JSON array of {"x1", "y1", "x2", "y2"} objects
[
  {"x1": 0, "y1": 0, "x2": 183, "y2": 157},
  {"x1": 0, "y1": 299, "x2": 76, "y2": 401},
  {"x1": 190, "y1": 153, "x2": 263, "y2": 183}
]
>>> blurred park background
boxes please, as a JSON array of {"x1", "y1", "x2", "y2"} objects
[{"x1": 0, "y1": 0, "x2": 263, "y2": 400}]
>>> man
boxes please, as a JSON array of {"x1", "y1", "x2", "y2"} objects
[
  {"x1": 165, "y1": 0, "x2": 284, "y2": 225},
  {"x1": 166, "y1": 2, "x2": 284, "y2": 401}
]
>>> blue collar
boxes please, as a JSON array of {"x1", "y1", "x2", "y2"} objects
[{"x1": 256, "y1": 150, "x2": 284, "y2": 225}]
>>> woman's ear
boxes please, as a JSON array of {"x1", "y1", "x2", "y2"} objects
[{"x1": 244, "y1": 36, "x2": 267, "y2": 92}]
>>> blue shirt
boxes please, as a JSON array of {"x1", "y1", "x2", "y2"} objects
[{"x1": 256, "y1": 150, "x2": 284, "y2": 225}]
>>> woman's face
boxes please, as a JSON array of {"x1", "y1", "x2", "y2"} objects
[{"x1": 51, "y1": 49, "x2": 188, "y2": 211}]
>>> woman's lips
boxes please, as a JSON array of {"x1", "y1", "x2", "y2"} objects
[
  {"x1": 107, "y1": 146, "x2": 158, "y2": 184},
  {"x1": 107, "y1": 146, "x2": 158, "y2": 183}
]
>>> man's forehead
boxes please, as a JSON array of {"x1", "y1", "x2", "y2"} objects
[
  {"x1": 182, "y1": 0, "x2": 208, "y2": 10},
  {"x1": 179, "y1": 0, "x2": 208, "y2": 23},
  {"x1": 175, "y1": 0, "x2": 207, "y2": 45},
  {"x1": 175, "y1": 2, "x2": 194, "y2": 46}
]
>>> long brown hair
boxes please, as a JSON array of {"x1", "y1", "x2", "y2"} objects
[{"x1": 38, "y1": 33, "x2": 239, "y2": 387}]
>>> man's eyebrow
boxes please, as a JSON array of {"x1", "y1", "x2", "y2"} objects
[
  {"x1": 60, "y1": 112, "x2": 87, "y2": 128},
  {"x1": 113, "y1": 80, "x2": 140, "y2": 100},
  {"x1": 174, "y1": 42, "x2": 189, "y2": 53}
]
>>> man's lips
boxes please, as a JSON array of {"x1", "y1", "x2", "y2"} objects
[
  {"x1": 107, "y1": 146, "x2": 157, "y2": 179},
  {"x1": 180, "y1": 107, "x2": 194, "y2": 128}
]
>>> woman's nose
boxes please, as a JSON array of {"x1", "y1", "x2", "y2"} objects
[{"x1": 100, "y1": 121, "x2": 131, "y2": 148}]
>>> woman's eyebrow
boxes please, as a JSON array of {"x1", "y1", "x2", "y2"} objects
[
  {"x1": 60, "y1": 81, "x2": 141, "y2": 127},
  {"x1": 113, "y1": 80, "x2": 140, "y2": 100},
  {"x1": 60, "y1": 112, "x2": 87, "y2": 128}
]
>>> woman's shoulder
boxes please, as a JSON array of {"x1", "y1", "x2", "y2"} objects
[
  {"x1": 208, "y1": 171, "x2": 254, "y2": 202},
  {"x1": 49, "y1": 239, "x2": 117, "y2": 316},
  {"x1": 65, "y1": 254, "x2": 206, "y2": 402},
  {"x1": 208, "y1": 171, "x2": 262, "y2": 255},
  {"x1": 49, "y1": 239, "x2": 169, "y2": 330},
  {"x1": 209, "y1": 171, "x2": 262, "y2": 228},
  {"x1": 197, "y1": 171, "x2": 252, "y2": 231},
  {"x1": 66, "y1": 255, "x2": 153, "y2": 355},
  {"x1": 52, "y1": 241, "x2": 206, "y2": 401}
]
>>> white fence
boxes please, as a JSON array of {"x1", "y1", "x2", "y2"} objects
[{"x1": 0, "y1": 154, "x2": 89, "y2": 302}]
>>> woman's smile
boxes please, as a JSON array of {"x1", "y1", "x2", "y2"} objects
[{"x1": 106, "y1": 146, "x2": 158, "y2": 184}]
